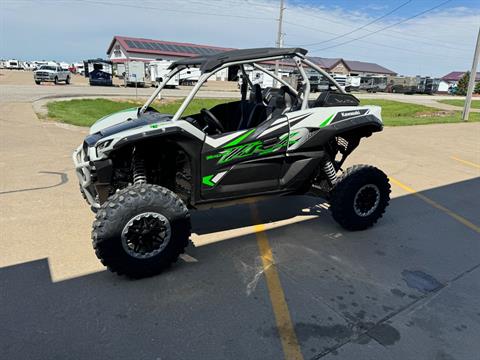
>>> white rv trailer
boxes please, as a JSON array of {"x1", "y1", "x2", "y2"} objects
[
  {"x1": 346, "y1": 76, "x2": 361, "y2": 91},
  {"x1": 178, "y1": 67, "x2": 201, "y2": 85},
  {"x1": 126, "y1": 61, "x2": 146, "y2": 87},
  {"x1": 73, "y1": 62, "x2": 85, "y2": 75},
  {"x1": 332, "y1": 74, "x2": 347, "y2": 90},
  {"x1": 238, "y1": 67, "x2": 289, "y2": 89},
  {"x1": 5, "y1": 59, "x2": 22, "y2": 70},
  {"x1": 21, "y1": 61, "x2": 36, "y2": 71},
  {"x1": 149, "y1": 60, "x2": 179, "y2": 87},
  {"x1": 59, "y1": 62, "x2": 70, "y2": 71}
]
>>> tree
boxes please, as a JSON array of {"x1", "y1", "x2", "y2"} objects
[
  {"x1": 475, "y1": 80, "x2": 480, "y2": 94},
  {"x1": 456, "y1": 72, "x2": 470, "y2": 96}
]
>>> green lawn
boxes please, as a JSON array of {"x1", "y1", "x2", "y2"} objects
[
  {"x1": 437, "y1": 99, "x2": 480, "y2": 109},
  {"x1": 46, "y1": 98, "x2": 233, "y2": 127},
  {"x1": 359, "y1": 99, "x2": 480, "y2": 126},
  {"x1": 46, "y1": 98, "x2": 480, "y2": 127}
]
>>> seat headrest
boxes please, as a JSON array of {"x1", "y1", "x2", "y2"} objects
[{"x1": 249, "y1": 84, "x2": 263, "y2": 104}]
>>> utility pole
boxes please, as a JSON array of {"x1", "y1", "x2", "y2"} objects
[
  {"x1": 462, "y1": 26, "x2": 480, "y2": 121},
  {"x1": 274, "y1": 0, "x2": 285, "y2": 87}
]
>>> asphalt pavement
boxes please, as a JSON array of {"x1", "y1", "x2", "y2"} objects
[{"x1": 0, "y1": 74, "x2": 479, "y2": 360}]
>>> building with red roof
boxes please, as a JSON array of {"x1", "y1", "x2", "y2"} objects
[
  {"x1": 441, "y1": 71, "x2": 480, "y2": 82},
  {"x1": 106, "y1": 35, "x2": 397, "y2": 80}
]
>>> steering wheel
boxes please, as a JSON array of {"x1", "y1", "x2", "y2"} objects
[{"x1": 201, "y1": 108, "x2": 225, "y2": 134}]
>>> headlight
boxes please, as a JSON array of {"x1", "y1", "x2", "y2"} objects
[{"x1": 96, "y1": 139, "x2": 112, "y2": 152}]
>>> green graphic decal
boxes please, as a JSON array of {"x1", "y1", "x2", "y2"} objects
[
  {"x1": 223, "y1": 128, "x2": 256, "y2": 148},
  {"x1": 149, "y1": 122, "x2": 168, "y2": 129},
  {"x1": 319, "y1": 114, "x2": 334, "y2": 128},
  {"x1": 207, "y1": 132, "x2": 300, "y2": 165},
  {"x1": 202, "y1": 175, "x2": 215, "y2": 187}
]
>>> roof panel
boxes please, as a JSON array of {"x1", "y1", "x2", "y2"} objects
[
  {"x1": 125, "y1": 39, "x2": 136, "y2": 48},
  {"x1": 132, "y1": 41, "x2": 144, "y2": 49},
  {"x1": 144, "y1": 42, "x2": 156, "y2": 50},
  {"x1": 168, "y1": 44, "x2": 182, "y2": 52}
]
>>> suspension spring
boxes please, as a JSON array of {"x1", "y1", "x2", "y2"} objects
[
  {"x1": 133, "y1": 153, "x2": 147, "y2": 184},
  {"x1": 323, "y1": 160, "x2": 337, "y2": 185}
]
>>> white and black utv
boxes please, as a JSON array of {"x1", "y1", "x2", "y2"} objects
[{"x1": 73, "y1": 47, "x2": 390, "y2": 278}]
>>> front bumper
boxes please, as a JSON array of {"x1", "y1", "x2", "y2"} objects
[
  {"x1": 73, "y1": 145, "x2": 101, "y2": 209},
  {"x1": 34, "y1": 74, "x2": 55, "y2": 81}
]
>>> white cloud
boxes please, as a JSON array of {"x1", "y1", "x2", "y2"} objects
[{"x1": 1, "y1": 0, "x2": 479, "y2": 76}]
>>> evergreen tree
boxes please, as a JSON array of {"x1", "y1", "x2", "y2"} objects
[
  {"x1": 474, "y1": 80, "x2": 480, "y2": 94},
  {"x1": 456, "y1": 72, "x2": 470, "y2": 96}
]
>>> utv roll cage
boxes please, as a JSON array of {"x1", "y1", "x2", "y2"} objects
[{"x1": 139, "y1": 47, "x2": 346, "y2": 117}]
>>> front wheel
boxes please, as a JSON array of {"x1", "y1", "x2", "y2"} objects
[
  {"x1": 92, "y1": 183, "x2": 191, "y2": 278},
  {"x1": 35, "y1": 80, "x2": 41, "y2": 85},
  {"x1": 54, "y1": 76, "x2": 58, "y2": 84},
  {"x1": 65, "y1": 76, "x2": 70, "y2": 84},
  {"x1": 329, "y1": 165, "x2": 390, "y2": 231}
]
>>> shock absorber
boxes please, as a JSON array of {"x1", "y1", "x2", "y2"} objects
[
  {"x1": 132, "y1": 149, "x2": 147, "y2": 184},
  {"x1": 323, "y1": 160, "x2": 337, "y2": 186}
]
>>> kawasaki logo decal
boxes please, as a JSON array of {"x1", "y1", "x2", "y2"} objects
[{"x1": 341, "y1": 110, "x2": 360, "y2": 117}]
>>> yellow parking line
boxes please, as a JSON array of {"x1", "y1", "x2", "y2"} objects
[
  {"x1": 389, "y1": 176, "x2": 480, "y2": 234},
  {"x1": 250, "y1": 204, "x2": 303, "y2": 360},
  {"x1": 450, "y1": 156, "x2": 480, "y2": 169}
]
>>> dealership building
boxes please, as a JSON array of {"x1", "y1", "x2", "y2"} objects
[{"x1": 107, "y1": 35, "x2": 397, "y2": 80}]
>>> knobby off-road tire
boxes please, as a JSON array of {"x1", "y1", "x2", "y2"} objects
[
  {"x1": 92, "y1": 183, "x2": 191, "y2": 278},
  {"x1": 329, "y1": 165, "x2": 390, "y2": 231}
]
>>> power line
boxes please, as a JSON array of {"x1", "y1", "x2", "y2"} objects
[
  {"x1": 75, "y1": 0, "x2": 273, "y2": 21},
  {"x1": 283, "y1": 20, "x2": 462, "y2": 59},
  {"x1": 284, "y1": 1, "x2": 471, "y2": 52},
  {"x1": 298, "y1": 0, "x2": 412, "y2": 47},
  {"x1": 313, "y1": 0, "x2": 453, "y2": 52}
]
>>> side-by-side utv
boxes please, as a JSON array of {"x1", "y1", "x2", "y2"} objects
[{"x1": 73, "y1": 47, "x2": 390, "y2": 278}]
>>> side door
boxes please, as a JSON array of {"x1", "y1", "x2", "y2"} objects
[
  {"x1": 58, "y1": 67, "x2": 66, "y2": 80},
  {"x1": 200, "y1": 116, "x2": 291, "y2": 201}
]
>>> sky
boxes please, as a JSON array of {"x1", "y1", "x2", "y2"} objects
[{"x1": 1, "y1": 0, "x2": 479, "y2": 76}]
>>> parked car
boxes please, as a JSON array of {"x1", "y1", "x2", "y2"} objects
[{"x1": 33, "y1": 65, "x2": 71, "y2": 84}]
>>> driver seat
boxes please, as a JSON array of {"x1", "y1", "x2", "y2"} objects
[
  {"x1": 240, "y1": 84, "x2": 265, "y2": 130},
  {"x1": 265, "y1": 86, "x2": 295, "y2": 120}
]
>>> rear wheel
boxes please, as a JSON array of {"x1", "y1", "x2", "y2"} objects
[
  {"x1": 329, "y1": 165, "x2": 390, "y2": 231},
  {"x1": 92, "y1": 183, "x2": 191, "y2": 278}
]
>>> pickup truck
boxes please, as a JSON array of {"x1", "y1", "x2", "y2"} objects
[{"x1": 33, "y1": 65, "x2": 71, "y2": 85}]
